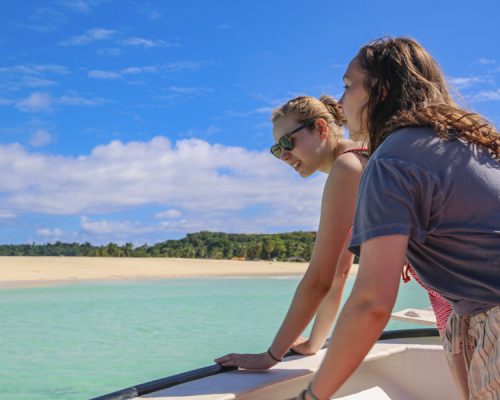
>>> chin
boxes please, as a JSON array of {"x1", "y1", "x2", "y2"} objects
[{"x1": 298, "y1": 169, "x2": 313, "y2": 178}]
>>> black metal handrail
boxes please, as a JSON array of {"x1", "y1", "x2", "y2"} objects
[
  {"x1": 90, "y1": 328, "x2": 439, "y2": 400},
  {"x1": 89, "y1": 364, "x2": 237, "y2": 400}
]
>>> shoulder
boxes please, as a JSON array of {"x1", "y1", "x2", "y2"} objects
[
  {"x1": 322, "y1": 151, "x2": 364, "y2": 203},
  {"x1": 386, "y1": 126, "x2": 436, "y2": 142},
  {"x1": 374, "y1": 126, "x2": 437, "y2": 159},
  {"x1": 330, "y1": 150, "x2": 365, "y2": 178}
]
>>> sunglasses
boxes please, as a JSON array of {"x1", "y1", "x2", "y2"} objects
[{"x1": 270, "y1": 119, "x2": 315, "y2": 159}]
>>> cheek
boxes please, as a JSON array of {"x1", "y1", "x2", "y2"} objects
[
  {"x1": 349, "y1": 93, "x2": 366, "y2": 117},
  {"x1": 345, "y1": 95, "x2": 357, "y2": 113},
  {"x1": 294, "y1": 139, "x2": 317, "y2": 162},
  {"x1": 342, "y1": 98, "x2": 356, "y2": 121}
]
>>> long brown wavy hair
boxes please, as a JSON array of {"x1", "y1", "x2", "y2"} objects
[{"x1": 356, "y1": 37, "x2": 500, "y2": 159}]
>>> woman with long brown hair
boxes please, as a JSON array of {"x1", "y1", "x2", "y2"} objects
[{"x1": 298, "y1": 37, "x2": 500, "y2": 400}]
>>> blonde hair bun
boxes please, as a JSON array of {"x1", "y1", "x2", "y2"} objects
[{"x1": 320, "y1": 95, "x2": 346, "y2": 125}]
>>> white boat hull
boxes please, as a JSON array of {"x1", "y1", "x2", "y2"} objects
[{"x1": 139, "y1": 335, "x2": 460, "y2": 400}]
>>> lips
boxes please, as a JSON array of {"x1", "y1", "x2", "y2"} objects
[{"x1": 292, "y1": 161, "x2": 300, "y2": 170}]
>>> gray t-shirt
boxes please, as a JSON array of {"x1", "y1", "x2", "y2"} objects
[{"x1": 349, "y1": 127, "x2": 500, "y2": 316}]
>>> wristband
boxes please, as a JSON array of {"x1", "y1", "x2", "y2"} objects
[
  {"x1": 306, "y1": 382, "x2": 320, "y2": 400},
  {"x1": 267, "y1": 347, "x2": 282, "y2": 362}
]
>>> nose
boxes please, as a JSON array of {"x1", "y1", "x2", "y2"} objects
[{"x1": 338, "y1": 94, "x2": 344, "y2": 106}]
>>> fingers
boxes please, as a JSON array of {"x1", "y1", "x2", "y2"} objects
[
  {"x1": 214, "y1": 353, "x2": 244, "y2": 367},
  {"x1": 215, "y1": 352, "x2": 273, "y2": 370}
]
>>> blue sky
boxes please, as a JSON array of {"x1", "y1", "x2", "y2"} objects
[{"x1": 1, "y1": 0, "x2": 499, "y2": 245}]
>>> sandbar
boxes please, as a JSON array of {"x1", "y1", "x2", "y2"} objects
[{"x1": 0, "y1": 256, "x2": 360, "y2": 289}]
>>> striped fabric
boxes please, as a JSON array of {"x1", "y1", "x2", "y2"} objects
[
  {"x1": 443, "y1": 306, "x2": 500, "y2": 399},
  {"x1": 402, "y1": 263, "x2": 452, "y2": 335},
  {"x1": 467, "y1": 306, "x2": 500, "y2": 399}
]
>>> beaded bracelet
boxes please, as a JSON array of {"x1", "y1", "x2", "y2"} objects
[{"x1": 266, "y1": 347, "x2": 282, "y2": 362}]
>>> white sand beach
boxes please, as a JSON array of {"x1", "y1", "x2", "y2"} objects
[{"x1": 0, "y1": 256, "x2": 360, "y2": 289}]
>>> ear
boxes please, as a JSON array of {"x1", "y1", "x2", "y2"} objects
[{"x1": 315, "y1": 118, "x2": 329, "y2": 141}]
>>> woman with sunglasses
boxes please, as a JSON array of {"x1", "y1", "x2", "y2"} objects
[
  {"x1": 215, "y1": 94, "x2": 455, "y2": 371},
  {"x1": 215, "y1": 94, "x2": 370, "y2": 369}
]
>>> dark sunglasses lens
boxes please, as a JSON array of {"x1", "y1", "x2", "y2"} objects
[
  {"x1": 271, "y1": 144, "x2": 282, "y2": 158},
  {"x1": 279, "y1": 136, "x2": 294, "y2": 151}
]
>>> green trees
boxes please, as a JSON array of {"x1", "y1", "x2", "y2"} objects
[{"x1": 0, "y1": 231, "x2": 319, "y2": 261}]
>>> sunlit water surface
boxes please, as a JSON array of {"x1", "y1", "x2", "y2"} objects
[{"x1": 0, "y1": 276, "x2": 430, "y2": 399}]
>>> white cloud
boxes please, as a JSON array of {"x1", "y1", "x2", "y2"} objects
[
  {"x1": 168, "y1": 86, "x2": 213, "y2": 95},
  {"x1": 29, "y1": 129, "x2": 52, "y2": 147},
  {"x1": 0, "y1": 137, "x2": 325, "y2": 233},
  {"x1": 254, "y1": 107, "x2": 274, "y2": 114},
  {"x1": 144, "y1": 10, "x2": 162, "y2": 20},
  {"x1": 178, "y1": 125, "x2": 220, "y2": 138},
  {"x1": 448, "y1": 76, "x2": 489, "y2": 89},
  {"x1": 36, "y1": 228, "x2": 63, "y2": 238},
  {"x1": 205, "y1": 125, "x2": 220, "y2": 135},
  {"x1": 477, "y1": 58, "x2": 496, "y2": 65},
  {"x1": 81, "y1": 216, "x2": 159, "y2": 235},
  {"x1": 16, "y1": 92, "x2": 53, "y2": 112},
  {"x1": 0, "y1": 210, "x2": 16, "y2": 218},
  {"x1": 59, "y1": 28, "x2": 116, "y2": 46},
  {"x1": 22, "y1": 76, "x2": 57, "y2": 88},
  {"x1": 225, "y1": 106, "x2": 276, "y2": 118},
  {"x1": 120, "y1": 37, "x2": 177, "y2": 48},
  {"x1": 58, "y1": 93, "x2": 106, "y2": 106},
  {"x1": 88, "y1": 67, "x2": 159, "y2": 79},
  {"x1": 0, "y1": 64, "x2": 68, "y2": 91},
  {"x1": 24, "y1": 7, "x2": 67, "y2": 32},
  {"x1": 330, "y1": 63, "x2": 346, "y2": 69},
  {"x1": 160, "y1": 86, "x2": 215, "y2": 101},
  {"x1": 468, "y1": 89, "x2": 500, "y2": 102},
  {"x1": 164, "y1": 61, "x2": 204, "y2": 72},
  {"x1": 88, "y1": 62, "x2": 204, "y2": 80},
  {"x1": 0, "y1": 65, "x2": 69, "y2": 75},
  {"x1": 155, "y1": 209, "x2": 182, "y2": 219},
  {"x1": 58, "y1": 0, "x2": 92, "y2": 13},
  {"x1": 97, "y1": 48, "x2": 122, "y2": 57},
  {"x1": 88, "y1": 70, "x2": 122, "y2": 79},
  {"x1": 122, "y1": 66, "x2": 158, "y2": 75},
  {"x1": 11, "y1": 91, "x2": 106, "y2": 112}
]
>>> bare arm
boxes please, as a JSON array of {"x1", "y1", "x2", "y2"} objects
[
  {"x1": 215, "y1": 154, "x2": 363, "y2": 369},
  {"x1": 302, "y1": 235, "x2": 408, "y2": 399},
  {"x1": 292, "y1": 246, "x2": 354, "y2": 355}
]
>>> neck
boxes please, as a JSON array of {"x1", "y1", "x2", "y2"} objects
[
  {"x1": 348, "y1": 129, "x2": 369, "y2": 142},
  {"x1": 319, "y1": 138, "x2": 368, "y2": 173}
]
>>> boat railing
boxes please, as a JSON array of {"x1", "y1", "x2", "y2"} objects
[{"x1": 89, "y1": 328, "x2": 439, "y2": 400}]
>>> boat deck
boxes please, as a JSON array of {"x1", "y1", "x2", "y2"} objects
[{"x1": 140, "y1": 336, "x2": 460, "y2": 400}]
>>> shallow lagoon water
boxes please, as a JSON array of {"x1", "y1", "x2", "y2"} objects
[{"x1": 0, "y1": 276, "x2": 430, "y2": 399}]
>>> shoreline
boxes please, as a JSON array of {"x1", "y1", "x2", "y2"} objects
[{"x1": 0, "y1": 257, "x2": 359, "y2": 289}]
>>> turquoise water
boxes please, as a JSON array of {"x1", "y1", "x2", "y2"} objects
[{"x1": 0, "y1": 276, "x2": 430, "y2": 400}]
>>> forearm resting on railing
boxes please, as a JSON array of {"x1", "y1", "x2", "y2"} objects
[{"x1": 269, "y1": 273, "x2": 331, "y2": 359}]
